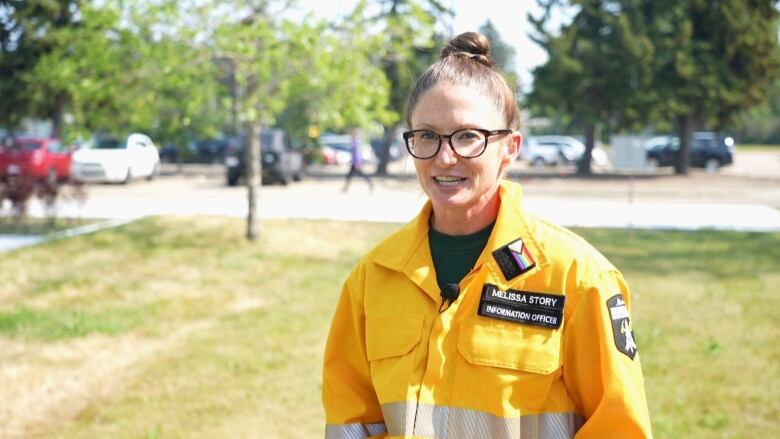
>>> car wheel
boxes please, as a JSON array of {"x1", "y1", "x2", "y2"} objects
[
  {"x1": 122, "y1": 167, "x2": 132, "y2": 185},
  {"x1": 705, "y1": 158, "x2": 721, "y2": 173},
  {"x1": 293, "y1": 168, "x2": 303, "y2": 182},
  {"x1": 227, "y1": 171, "x2": 240, "y2": 186},
  {"x1": 275, "y1": 167, "x2": 290, "y2": 186},
  {"x1": 531, "y1": 157, "x2": 545, "y2": 167},
  {"x1": 147, "y1": 162, "x2": 160, "y2": 180}
]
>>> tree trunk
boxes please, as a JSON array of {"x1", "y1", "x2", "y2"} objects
[
  {"x1": 675, "y1": 115, "x2": 693, "y2": 175},
  {"x1": 577, "y1": 122, "x2": 596, "y2": 175},
  {"x1": 375, "y1": 123, "x2": 399, "y2": 176},
  {"x1": 51, "y1": 93, "x2": 66, "y2": 139},
  {"x1": 246, "y1": 121, "x2": 261, "y2": 240}
]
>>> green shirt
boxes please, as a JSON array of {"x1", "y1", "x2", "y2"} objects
[{"x1": 428, "y1": 221, "x2": 495, "y2": 289}]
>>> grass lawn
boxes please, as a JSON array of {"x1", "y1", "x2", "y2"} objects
[
  {"x1": 0, "y1": 217, "x2": 95, "y2": 235},
  {"x1": 0, "y1": 217, "x2": 777, "y2": 438},
  {"x1": 737, "y1": 143, "x2": 780, "y2": 152}
]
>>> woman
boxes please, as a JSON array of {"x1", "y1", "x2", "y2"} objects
[{"x1": 323, "y1": 32, "x2": 652, "y2": 439}]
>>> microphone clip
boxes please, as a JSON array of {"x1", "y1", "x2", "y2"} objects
[{"x1": 439, "y1": 283, "x2": 461, "y2": 313}]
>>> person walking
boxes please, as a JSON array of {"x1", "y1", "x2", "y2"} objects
[
  {"x1": 343, "y1": 130, "x2": 374, "y2": 192},
  {"x1": 323, "y1": 32, "x2": 652, "y2": 438}
]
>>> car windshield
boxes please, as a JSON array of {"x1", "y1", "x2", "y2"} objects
[
  {"x1": 260, "y1": 133, "x2": 274, "y2": 148},
  {"x1": 10, "y1": 141, "x2": 41, "y2": 151},
  {"x1": 92, "y1": 138, "x2": 124, "y2": 149}
]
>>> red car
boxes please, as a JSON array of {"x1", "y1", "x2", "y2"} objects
[{"x1": 0, "y1": 137, "x2": 71, "y2": 182}]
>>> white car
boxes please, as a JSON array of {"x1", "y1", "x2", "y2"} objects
[
  {"x1": 71, "y1": 133, "x2": 160, "y2": 183},
  {"x1": 521, "y1": 137, "x2": 565, "y2": 166},
  {"x1": 523, "y1": 135, "x2": 610, "y2": 167}
]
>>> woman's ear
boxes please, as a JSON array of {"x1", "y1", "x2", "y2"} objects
[{"x1": 501, "y1": 131, "x2": 522, "y2": 166}]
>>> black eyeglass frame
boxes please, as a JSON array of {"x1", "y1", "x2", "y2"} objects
[{"x1": 402, "y1": 128, "x2": 513, "y2": 159}]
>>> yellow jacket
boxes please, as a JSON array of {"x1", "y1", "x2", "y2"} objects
[{"x1": 323, "y1": 181, "x2": 652, "y2": 438}]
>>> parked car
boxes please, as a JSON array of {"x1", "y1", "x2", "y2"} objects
[
  {"x1": 71, "y1": 133, "x2": 160, "y2": 183},
  {"x1": 523, "y1": 135, "x2": 609, "y2": 167},
  {"x1": 521, "y1": 137, "x2": 566, "y2": 166},
  {"x1": 225, "y1": 129, "x2": 304, "y2": 186},
  {"x1": 195, "y1": 137, "x2": 238, "y2": 163},
  {"x1": 645, "y1": 132, "x2": 734, "y2": 172},
  {"x1": 642, "y1": 135, "x2": 678, "y2": 151},
  {"x1": 0, "y1": 136, "x2": 71, "y2": 182},
  {"x1": 318, "y1": 134, "x2": 376, "y2": 165}
]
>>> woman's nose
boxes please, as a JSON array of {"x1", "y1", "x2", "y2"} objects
[{"x1": 434, "y1": 137, "x2": 458, "y2": 165}]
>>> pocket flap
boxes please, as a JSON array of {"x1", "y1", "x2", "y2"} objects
[
  {"x1": 457, "y1": 319, "x2": 561, "y2": 374},
  {"x1": 366, "y1": 314, "x2": 424, "y2": 361}
]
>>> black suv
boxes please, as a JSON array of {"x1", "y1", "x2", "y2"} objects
[
  {"x1": 225, "y1": 129, "x2": 304, "y2": 186},
  {"x1": 646, "y1": 132, "x2": 734, "y2": 172}
]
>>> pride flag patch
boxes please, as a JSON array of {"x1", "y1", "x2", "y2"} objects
[{"x1": 492, "y1": 238, "x2": 537, "y2": 281}]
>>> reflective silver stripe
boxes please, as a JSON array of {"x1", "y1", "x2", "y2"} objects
[
  {"x1": 365, "y1": 422, "x2": 389, "y2": 436},
  {"x1": 325, "y1": 422, "x2": 387, "y2": 439},
  {"x1": 382, "y1": 401, "x2": 583, "y2": 438},
  {"x1": 381, "y1": 399, "x2": 418, "y2": 435}
]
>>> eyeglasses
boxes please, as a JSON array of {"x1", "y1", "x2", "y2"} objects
[{"x1": 402, "y1": 128, "x2": 512, "y2": 159}]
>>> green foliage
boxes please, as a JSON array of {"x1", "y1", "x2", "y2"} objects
[
  {"x1": 530, "y1": 0, "x2": 780, "y2": 174},
  {"x1": 648, "y1": 0, "x2": 780, "y2": 126},
  {"x1": 276, "y1": 15, "x2": 394, "y2": 139},
  {"x1": 352, "y1": 0, "x2": 452, "y2": 173},
  {"x1": 0, "y1": 0, "x2": 81, "y2": 132},
  {"x1": 1, "y1": 0, "x2": 399, "y2": 149},
  {"x1": 529, "y1": 0, "x2": 654, "y2": 130},
  {"x1": 728, "y1": 78, "x2": 780, "y2": 144}
]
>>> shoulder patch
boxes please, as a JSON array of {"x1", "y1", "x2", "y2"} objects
[{"x1": 606, "y1": 294, "x2": 637, "y2": 360}]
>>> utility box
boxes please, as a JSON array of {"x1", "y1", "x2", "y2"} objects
[{"x1": 612, "y1": 135, "x2": 648, "y2": 170}]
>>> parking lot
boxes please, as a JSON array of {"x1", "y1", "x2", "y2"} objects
[{"x1": 14, "y1": 150, "x2": 772, "y2": 233}]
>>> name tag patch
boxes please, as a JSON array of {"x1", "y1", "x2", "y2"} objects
[
  {"x1": 607, "y1": 294, "x2": 638, "y2": 360},
  {"x1": 478, "y1": 284, "x2": 565, "y2": 329}
]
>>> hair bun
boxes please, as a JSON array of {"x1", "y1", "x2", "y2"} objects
[{"x1": 440, "y1": 32, "x2": 494, "y2": 68}]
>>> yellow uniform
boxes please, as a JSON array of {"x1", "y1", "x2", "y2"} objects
[{"x1": 323, "y1": 181, "x2": 652, "y2": 438}]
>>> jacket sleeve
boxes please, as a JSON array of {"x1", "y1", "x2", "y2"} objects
[
  {"x1": 562, "y1": 269, "x2": 653, "y2": 438},
  {"x1": 323, "y1": 265, "x2": 388, "y2": 439}
]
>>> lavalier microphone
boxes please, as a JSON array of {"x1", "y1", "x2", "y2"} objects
[{"x1": 439, "y1": 283, "x2": 461, "y2": 313}]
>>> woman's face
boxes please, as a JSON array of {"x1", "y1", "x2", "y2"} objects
[{"x1": 409, "y1": 82, "x2": 521, "y2": 216}]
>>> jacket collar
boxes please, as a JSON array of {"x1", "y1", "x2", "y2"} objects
[{"x1": 373, "y1": 180, "x2": 550, "y2": 298}]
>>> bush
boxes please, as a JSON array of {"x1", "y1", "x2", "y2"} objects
[{"x1": 0, "y1": 176, "x2": 88, "y2": 227}]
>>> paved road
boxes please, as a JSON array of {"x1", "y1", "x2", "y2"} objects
[
  {"x1": 15, "y1": 156, "x2": 780, "y2": 232},
  {"x1": 4, "y1": 151, "x2": 779, "y2": 252}
]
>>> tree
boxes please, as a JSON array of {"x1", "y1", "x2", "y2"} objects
[
  {"x1": 276, "y1": 9, "x2": 394, "y2": 143},
  {"x1": 529, "y1": 0, "x2": 654, "y2": 175},
  {"x1": 348, "y1": 0, "x2": 452, "y2": 175},
  {"x1": 0, "y1": 0, "x2": 81, "y2": 136},
  {"x1": 648, "y1": 0, "x2": 780, "y2": 173},
  {"x1": 729, "y1": 77, "x2": 780, "y2": 144},
  {"x1": 1, "y1": 0, "x2": 225, "y2": 146},
  {"x1": 205, "y1": 1, "x2": 394, "y2": 240}
]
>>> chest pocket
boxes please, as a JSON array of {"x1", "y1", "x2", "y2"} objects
[
  {"x1": 452, "y1": 318, "x2": 563, "y2": 412},
  {"x1": 366, "y1": 314, "x2": 424, "y2": 403}
]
